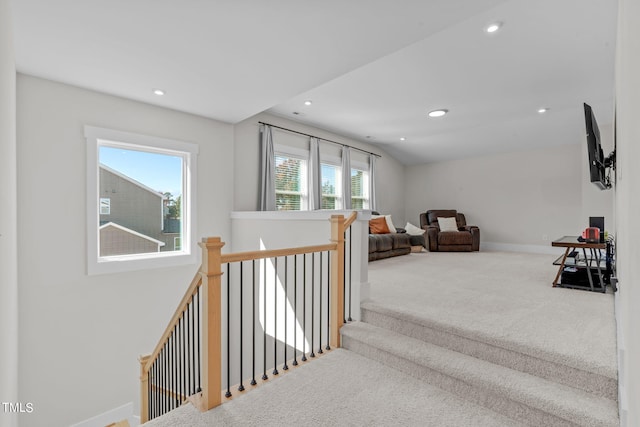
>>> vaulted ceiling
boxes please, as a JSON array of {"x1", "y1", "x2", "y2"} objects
[{"x1": 11, "y1": 0, "x2": 617, "y2": 165}]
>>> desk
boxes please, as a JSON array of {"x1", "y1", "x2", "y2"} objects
[{"x1": 551, "y1": 236, "x2": 606, "y2": 292}]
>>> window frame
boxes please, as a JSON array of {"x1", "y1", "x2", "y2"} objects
[
  {"x1": 274, "y1": 145, "x2": 309, "y2": 211},
  {"x1": 350, "y1": 160, "x2": 370, "y2": 210},
  {"x1": 100, "y1": 197, "x2": 111, "y2": 215},
  {"x1": 320, "y1": 159, "x2": 343, "y2": 210},
  {"x1": 85, "y1": 126, "x2": 198, "y2": 275}
]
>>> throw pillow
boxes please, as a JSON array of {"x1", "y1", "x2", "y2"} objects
[
  {"x1": 384, "y1": 215, "x2": 397, "y2": 233},
  {"x1": 405, "y1": 222, "x2": 426, "y2": 236},
  {"x1": 438, "y1": 216, "x2": 458, "y2": 232},
  {"x1": 369, "y1": 216, "x2": 391, "y2": 234},
  {"x1": 372, "y1": 214, "x2": 397, "y2": 233}
]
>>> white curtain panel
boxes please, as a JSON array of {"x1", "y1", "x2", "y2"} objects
[
  {"x1": 342, "y1": 146, "x2": 352, "y2": 209},
  {"x1": 308, "y1": 137, "x2": 321, "y2": 210},
  {"x1": 259, "y1": 124, "x2": 276, "y2": 211},
  {"x1": 369, "y1": 153, "x2": 377, "y2": 211}
]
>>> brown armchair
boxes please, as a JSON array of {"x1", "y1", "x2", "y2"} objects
[{"x1": 419, "y1": 209, "x2": 480, "y2": 252}]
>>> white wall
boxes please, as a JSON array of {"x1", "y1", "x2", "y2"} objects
[
  {"x1": 233, "y1": 112, "x2": 406, "y2": 226},
  {"x1": 16, "y1": 75, "x2": 234, "y2": 427},
  {"x1": 614, "y1": 0, "x2": 640, "y2": 424},
  {"x1": 0, "y1": 0, "x2": 18, "y2": 426},
  {"x1": 404, "y1": 142, "x2": 614, "y2": 251}
]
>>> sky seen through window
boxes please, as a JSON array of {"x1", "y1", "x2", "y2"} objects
[{"x1": 99, "y1": 146, "x2": 182, "y2": 196}]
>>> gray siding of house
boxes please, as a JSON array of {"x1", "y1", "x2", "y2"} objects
[
  {"x1": 100, "y1": 167, "x2": 163, "y2": 237},
  {"x1": 100, "y1": 226, "x2": 159, "y2": 256}
]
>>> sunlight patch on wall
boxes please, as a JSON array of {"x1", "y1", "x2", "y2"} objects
[{"x1": 258, "y1": 239, "x2": 309, "y2": 352}]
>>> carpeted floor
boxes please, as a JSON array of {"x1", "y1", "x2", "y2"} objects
[
  {"x1": 367, "y1": 250, "x2": 617, "y2": 379},
  {"x1": 145, "y1": 348, "x2": 524, "y2": 427},
  {"x1": 146, "y1": 250, "x2": 617, "y2": 426}
]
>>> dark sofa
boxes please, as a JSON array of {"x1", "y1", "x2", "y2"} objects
[
  {"x1": 368, "y1": 212, "x2": 426, "y2": 261},
  {"x1": 368, "y1": 232, "x2": 412, "y2": 261}
]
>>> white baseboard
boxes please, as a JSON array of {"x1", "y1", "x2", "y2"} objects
[
  {"x1": 481, "y1": 242, "x2": 563, "y2": 255},
  {"x1": 615, "y1": 288, "x2": 628, "y2": 427},
  {"x1": 70, "y1": 402, "x2": 135, "y2": 427}
]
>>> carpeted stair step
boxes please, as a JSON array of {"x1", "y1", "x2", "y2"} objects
[
  {"x1": 341, "y1": 322, "x2": 618, "y2": 427},
  {"x1": 145, "y1": 349, "x2": 529, "y2": 427},
  {"x1": 361, "y1": 302, "x2": 617, "y2": 401}
]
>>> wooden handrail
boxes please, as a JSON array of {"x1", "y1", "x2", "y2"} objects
[
  {"x1": 219, "y1": 212, "x2": 355, "y2": 265},
  {"x1": 220, "y1": 243, "x2": 337, "y2": 264},
  {"x1": 343, "y1": 211, "x2": 358, "y2": 229},
  {"x1": 143, "y1": 271, "x2": 203, "y2": 372}
]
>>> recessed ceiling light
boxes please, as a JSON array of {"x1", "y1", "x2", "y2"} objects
[
  {"x1": 485, "y1": 22, "x2": 502, "y2": 33},
  {"x1": 153, "y1": 88, "x2": 165, "y2": 96},
  {"x1": 428, "y1": 109, "x2": 448, "y2": 118},
  {"x1": 400, "y1": 137, "x2": 406, "y2": 141},
  {"x1": 538, "y1": 107, "x2": 549, "y2": 114},
  {"x1": 304, "y1": 100, "x2": 313, "y2": 106}
]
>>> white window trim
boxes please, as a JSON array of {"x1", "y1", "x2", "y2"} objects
[
  {"x1": 350, "y1": 160, "x2": 370, "y2": 209},
  {"x1": 100, "y1": 198, "x2": 111, "y2": 215},
  {"x1": 274, "y1": 145, "x2": 309, "y2": 211},
  {"x1": 85, "y1": 125, "x2": 198, "y2": 275},
  {"x1": 320, "y1": 161, "x2": 343, "y2": 209}
]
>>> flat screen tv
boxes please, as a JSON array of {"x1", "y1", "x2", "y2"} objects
[{"x1": 584, "y1": 103, "x2": 610, "y2": 190}]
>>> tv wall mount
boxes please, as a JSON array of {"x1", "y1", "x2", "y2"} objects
[{"x1": 602, "y1": 150, "x2": 616, "y2": 189}]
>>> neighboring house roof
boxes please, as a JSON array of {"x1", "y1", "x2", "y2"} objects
[
  {"x1": 99, "y1": 222, "x2": 166, "y2": 246},
  {"x1": 99, "y1": 164, "x2": 167, "y2": 200}
]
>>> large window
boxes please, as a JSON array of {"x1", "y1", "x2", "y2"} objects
[
  {"x1": 86, "y1": 126, "x2": 198, "y2": 275},
  {"x1": 351, "y1": 168, "x2": 369, "y2": 209},
  {"x1": 272, "y1": 142, "x2": 371, "y2": 212},
  {"x1": 321, "y1": 163, "x2": 342, "y2": 209},
  {"x1": 275, "y1": 154, "x2": 307, "y2": 210}
]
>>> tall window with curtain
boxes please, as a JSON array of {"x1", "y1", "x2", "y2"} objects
[
  {"x1": 259, "y1": 122, "x2": 379, "y2": 212},
  {"x1": 350, "y1": 167, "x2": 369, "y2": 209},
  {"x1": 321, "y1": 163, "x2": 341, "y2": 209},
  {"x1": 274, "y1": 154, "x2": 307, "y2": 210}
]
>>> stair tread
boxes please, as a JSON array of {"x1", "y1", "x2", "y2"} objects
[
  {"x1": 361, "y1": 301, "x2": 617, "y2": 380},
  {"x1": 342, "y1": 321, "x2": 618, "y2": 427},
  {"x1": 144, "y1": 349, "x2": 527, "y2": 427}
]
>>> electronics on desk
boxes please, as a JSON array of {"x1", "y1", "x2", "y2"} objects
[
  {"x1": 589, "y1": 216, "x2": 605, "y2": 243},
  {"x1": 582, "y1": 227, "x2": 600, "y2": 243}
]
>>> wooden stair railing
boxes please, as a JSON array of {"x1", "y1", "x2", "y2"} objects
[{"x1": 139, "y1": 212, "x2": 357, "y2": 423}]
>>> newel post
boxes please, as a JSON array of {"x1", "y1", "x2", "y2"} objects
[
  {"x1": 330, "y1": 215, "x2": 346, "y2": 348},
  {"x1": 139, "y1": 354, "x2": 151, "y2": 423},
  {"x1": 199, "y1": 237, "x2": 225, "y2": 411}
]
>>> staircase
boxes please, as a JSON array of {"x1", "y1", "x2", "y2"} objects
[{"x1": 341, "y1": 301, "x2": 619, "y2": 427}]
